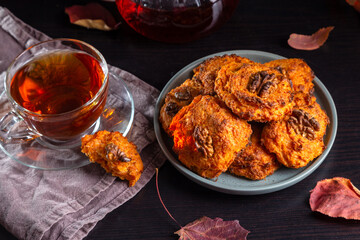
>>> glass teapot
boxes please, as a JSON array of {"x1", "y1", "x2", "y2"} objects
[{"x1": 116, "y1": 0, "x2": 240, "y2": 43}]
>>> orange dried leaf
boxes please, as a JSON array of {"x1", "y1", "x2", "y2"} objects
[
  {"x1": 346, "y1": 0, "x2": 360, "y2": 12},
  {"x1": 288, "y1": 26, "x2": 334, "y2": 50},
  {"x1": 309, "y1": 177, "x2": 360, "y2": 220},
  {"x1": 65, "y1": 3, "x2": 119, "y2": 31}
]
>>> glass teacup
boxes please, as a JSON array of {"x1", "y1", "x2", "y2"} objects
[{"x1": 0, "y1": 39, "x2": 109, "y2": 149}]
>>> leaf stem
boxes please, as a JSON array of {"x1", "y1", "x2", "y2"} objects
[{"x1": 156, "y1": 168, "x2": 183, "y2": 228}]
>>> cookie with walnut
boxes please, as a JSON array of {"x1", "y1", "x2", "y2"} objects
[
  {"x1": 215, "y1": 62, "x2": 294, "y2": 122},
  {"x1": 228, "y1": 123, "x2": 280, "y2": 180},
  {"x1": 293, "y1": 90, "x2": 317, "y2": 108},
  {"x1": 264, "y1": 58, "x2": 316, "y2": 107},
  {"x1": 264, "y1": 58, "x2": 314, "y2": 93},
  {"x1": 81, "y1": 130, "x2": 143, "y2": 186},
  {"x1": 160, "y1": 55, "x2": 253, "y2": 135},
  {"x1": 261, "y1": 102, "x2": 329, "y2": 168},
  {"x1": 159, "y1": 78, "x2": 204, "y2": 136},
  {"x1": 169, "y1": 95, "x2": 252, "y2": 179},
  {"x1": 192, "y1": 54, "x2": 254, "y2": 95}
]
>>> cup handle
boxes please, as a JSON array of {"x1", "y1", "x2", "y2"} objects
[{"x1": 0, "y1": 111, "x2": 40, "y2": 143}]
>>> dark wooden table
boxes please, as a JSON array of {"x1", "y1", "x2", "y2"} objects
[{"x1": 0, "y1": 0, "x2": 360, "y2": 239}]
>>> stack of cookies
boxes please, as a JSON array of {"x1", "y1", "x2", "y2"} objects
[{"x1": 160, "y1": 55, "x2": 329, "y2": 180}]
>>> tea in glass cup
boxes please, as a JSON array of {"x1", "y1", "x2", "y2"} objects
[{"x1": 2, "y1": 39, "x2": 109, "y2": 148}]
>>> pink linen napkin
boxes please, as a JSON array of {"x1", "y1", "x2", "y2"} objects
[{"x1": 0, "y1": 7, "x2": 166, "y2": 240}]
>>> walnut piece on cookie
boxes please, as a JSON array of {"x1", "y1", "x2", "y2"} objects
[{"x1": 81, "y1": 130, "x2": 143, "y2": 187}]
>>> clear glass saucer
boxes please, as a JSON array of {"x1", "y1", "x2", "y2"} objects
[{"x1": 0, "y1": 72, "x2": 134, "y2": 170}]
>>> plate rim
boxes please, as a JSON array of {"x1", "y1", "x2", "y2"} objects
[{"x1": 154, "y1": 50, "x2": 338, "y2": 195}]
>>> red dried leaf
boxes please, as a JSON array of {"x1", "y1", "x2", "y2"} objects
[
  {"x1": 288, "y1": 26, "x2": 334, "y2": 50},
  {"x1": 65, "y1": 3, "x2": 118, "y2": 31},
  {"x1": 309, "y1": 177, "x2": 360, "y2": 220},
  {"x1": 346, "y1": 0, "x2": 360, "y2": 12},
  {"x1": 155, "y1": 169, "x2": 250, "y2": 239},
  {"x1": 175, "y1": 216, "x2": 250, "y2": 240}
]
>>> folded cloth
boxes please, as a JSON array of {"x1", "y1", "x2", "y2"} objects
[{"x1": 0, "y1": 7, "x2": 166, "y2": 240}]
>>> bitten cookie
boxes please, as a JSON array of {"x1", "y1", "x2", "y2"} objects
[{"x1": 81, "y1": 130, "x2": 143, "y2": 186}]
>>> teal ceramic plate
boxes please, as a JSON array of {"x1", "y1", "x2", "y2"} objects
[{"x1": 154, "y1": 50, "x2": 337, "y2": 195}]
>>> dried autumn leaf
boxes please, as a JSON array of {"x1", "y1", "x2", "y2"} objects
[
  {"x1": 175, "y1": 216, "x2": 250, "y2": 240},
  {"x1": 155, "y1": 169, "x2": 250, "y2": 240},
  {"x1": 65, "y1": 3, "x2": 119, "y2": 31},
  {"x1": 309, "y1": 177, "x2": 360, "y2": 220},
  {"x1": 346, "y1": 0, "x2": 360, "y2": 12},
  {"x1": 288, "y1": 26, "x2": 334, "y2": 50}
]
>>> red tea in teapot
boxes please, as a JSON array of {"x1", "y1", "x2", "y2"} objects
[{"x1": 116, "y1": 0, "x2": 239, "y2": 43}]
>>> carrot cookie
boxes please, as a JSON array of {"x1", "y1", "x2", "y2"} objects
[
  {"x1": 228, "y1": 123, "x2": 280, "y2": 180},
  {"x1": 81, "y1": 130, "x2": 143, "y2": 186},
  {"x1": 265, "y1": 58, "x2": 316, "y2": 107},
  {"x1": 262, "y1": 102, "x2": 329, "y2": 168},
  {"x1": 193, "y1": 54, "x2": 254, "y2": 95},
  {"x1": 169, "y1": 95, "x2": 252, "y2": 179},
  {"x1": 215, "y1": 62, "x2": 294, "y2": 122},
  {"x1": 159, "y1": 78, "x2": 203, "y2": 135}
]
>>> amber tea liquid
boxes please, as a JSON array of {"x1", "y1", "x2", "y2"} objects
[
  {"x1": 10, "y1": 50, "x2": 107, "y2": 140},
  {"x1": 11, "y1": 50, "x2": 103, "y2": 114}
]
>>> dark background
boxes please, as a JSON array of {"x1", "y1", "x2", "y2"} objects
[{"x1": 0, "y1": 0, "x2": 360, "y2": 239}]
